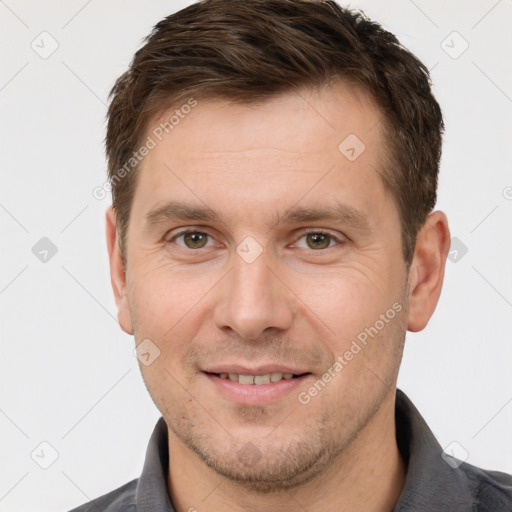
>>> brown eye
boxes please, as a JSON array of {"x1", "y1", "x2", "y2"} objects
[
  {"x1": 305, "y1": 232, "x2": 332, "y2": 250},
  {"x1": 294, "y1": 231, "x2": 342, "y2": 251},
  {"x1": 179, "y1": 232, "x2": 210, "y2": 249}
]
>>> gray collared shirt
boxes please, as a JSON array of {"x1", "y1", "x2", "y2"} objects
[{"x1": 68, "y1": 389, "x2": 512, "y2": 511}]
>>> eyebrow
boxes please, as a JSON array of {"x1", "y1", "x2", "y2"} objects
[
  {"x1": 143, "y1": 200, "x2": 372, "y2": 232},
  {"x1": 278, "y1": 204, "x2": 372, "y2": 231},
  {"x1": 144, "y1": 201, "x2": 220, "y2": 230}
]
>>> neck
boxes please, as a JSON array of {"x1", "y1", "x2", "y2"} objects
[{"x1": 167, "y1": 392, "x2": 405, "y2": 512}]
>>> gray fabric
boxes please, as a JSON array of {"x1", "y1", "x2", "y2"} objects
[{"x1": 68, "y1": 389, "x2": 512, "y2": 511}]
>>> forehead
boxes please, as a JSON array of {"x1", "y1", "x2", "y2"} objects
[
  {"x1": 131, "y1": 82, "x2": 394, "y2": 230},
  {"x1": 147, "y1": 82, "x2": 384, "y2": 160}
]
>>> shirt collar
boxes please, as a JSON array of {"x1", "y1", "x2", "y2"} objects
[
  {"x1": 135, "y1": 417, "x2": 174, "y2": 512},
  {"x1": 134, "y1": 389, "x2": 474, "y2": 511},
  {"x1": 393, "y1": 389, "x2": 474, "y2": 511}
]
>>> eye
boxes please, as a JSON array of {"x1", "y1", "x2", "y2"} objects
[
  {"x1": 170, "y1": 230, "x2": 215, "y2": 249},
  {"x1": 295, "y1": 231, "x2": 343, "y2": 250}
]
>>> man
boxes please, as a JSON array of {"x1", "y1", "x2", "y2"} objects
[{"x1": 70, "y1": 0, "x2": 512, "y2": 510}]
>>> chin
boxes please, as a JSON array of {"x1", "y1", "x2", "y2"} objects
[{"x1": 170, "y1": 413, "x2": 347, "y2": 493}]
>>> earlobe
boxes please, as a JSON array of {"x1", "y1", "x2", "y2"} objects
[
  {"x1": 105, "y1": 206, "x2": 134, "y2": 335},
  {"x1": 406, "y1": 211, "x2": 451, "y2": 332}
]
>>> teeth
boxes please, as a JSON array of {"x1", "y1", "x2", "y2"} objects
[
  {"x1": 218, "y1": 372, "x2": 299, "y2": 384},
  {"x1": 254, "y1": 374, "x2": 271, "y2": 385},
  {"x1": 239, "y1": 374, "x2": 255, "y2": 385}
]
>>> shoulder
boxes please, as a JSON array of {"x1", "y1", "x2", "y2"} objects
[
  {"x1": 67, "y1": 478, "x2": 138, "y2": 512},
  {"x1": 459, "y1": 460, "x2": 512, "y2": 511}
]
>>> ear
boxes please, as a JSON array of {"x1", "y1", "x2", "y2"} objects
[
  {"x1": 406, "y1": 210, "x2": 451, "y2": 332},
  {"x1": 105, "y1": 206, "x2": 133, "y2": 335}
]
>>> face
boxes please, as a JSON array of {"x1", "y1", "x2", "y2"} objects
[{"x1": 110, "y1": 83, "x2": 413, "y2": 490}]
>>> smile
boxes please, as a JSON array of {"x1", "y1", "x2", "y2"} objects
[
  {"x1": 211, "y1": 372, "x2": 307, "y2": 385},
  {"x1": 203, "y1": 371, "x2": 313, "y2": 406}
]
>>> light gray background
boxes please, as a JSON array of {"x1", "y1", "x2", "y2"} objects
[{"x1": 1, "y1": 1, "x2": 511, "y2": 511}]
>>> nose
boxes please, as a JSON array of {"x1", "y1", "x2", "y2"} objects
[{"x1": 214, "y1": 247, "x2": 294, "y2": 341}]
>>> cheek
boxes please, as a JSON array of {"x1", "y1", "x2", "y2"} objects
[
  {"x1": 128, "y1": 263, "x2": 225, "y2": 393},
  {"x1": 298, "y1": 267, "x2": 406, "y2": 383},
  {"x1": 128, "y1": 258, "x2": 219, "y2": 339},
  {"x1": 300, "y1": 270, "x2": 396, "y2": 335}
]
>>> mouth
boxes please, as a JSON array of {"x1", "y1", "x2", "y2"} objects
[
  {"x1": 202, "y1": 369, "x2": 313, "y2": 406},
  {"x1": 205, "y1": 371, "x2": 311, "y2": 385}
]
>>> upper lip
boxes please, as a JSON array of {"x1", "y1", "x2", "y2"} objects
[{"x1": 203, "y1": 364, "x2": 310, "y2": 376}]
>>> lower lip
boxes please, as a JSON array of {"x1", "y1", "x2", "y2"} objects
[{"x1": 203, "y1": 372, "x2": 312, "y2": 406}]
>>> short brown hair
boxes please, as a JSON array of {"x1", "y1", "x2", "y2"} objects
[{"x1": 106, "y1": 0, "x2": 443, "y2": 266}]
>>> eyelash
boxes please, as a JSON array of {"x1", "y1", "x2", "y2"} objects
[{"x1": 166, "y1": 228, "x2": 345, "y2": 251}]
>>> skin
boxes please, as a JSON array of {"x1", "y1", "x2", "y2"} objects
[{"x1": 106, "y1": 82, "x2": 450, "y2": 512}]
